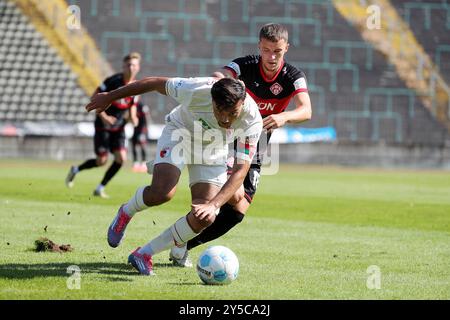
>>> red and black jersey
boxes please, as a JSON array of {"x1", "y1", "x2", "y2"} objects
[
  {"x1": 94, "y1": 73, "x2": 138, "y2": 131},
  {"x1": 224, "y1": 55, "x2": 308, "y2": 116}
]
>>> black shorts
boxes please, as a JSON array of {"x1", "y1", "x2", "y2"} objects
[
  {"x1": 243, "y1": 164, "x2": 261, "y2": 203},
  {"x1": 227, "y1": 163, "x2": 261, "y2": 203},
  {"x1": 227, "y1": 130, "x2": 270, "y2": 203},
  {"x1": 94, "y1": 129, "x2": 126, "y2": 156}
]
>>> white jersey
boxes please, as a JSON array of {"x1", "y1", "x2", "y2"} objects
[{"x1": 165, "y1": 77, "x2": 262, "y2": 163}]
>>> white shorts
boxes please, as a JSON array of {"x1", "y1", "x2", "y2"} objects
[{"x1": 149, "y1": 121, "x2": 227, "y2": 188}]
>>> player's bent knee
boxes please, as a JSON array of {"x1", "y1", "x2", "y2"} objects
[
  {"x1": 221, "y1": 203, "x2": 246, "y2": 224},
  {"x1": 96, "y1": 157, "x2": 108, "y2": 166},
  {"x1": 146, "y1": 186, "x2": 176, "y2": 205},
  {"x1": 227, "y1": 188, "x2": 245, "y2": 206},
  {"x1": 153, "y1": 192, "x2": 174, "y2": 205}
]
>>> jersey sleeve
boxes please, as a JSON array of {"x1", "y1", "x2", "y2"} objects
[
  {"x1": 98, "y1": 75, "x2": 115, "y2": 93},
  {"x1": 166, "y1": 77, "x2": 217, "y2": 106},
  {"x1": 98, "y1": 80, "x2": 108, "y2": 93},
  {"x1": 235, "y1": 124, "x2": 262, "y2": 163},
  {"x1": 223, "y1": 56, "x2": 253, "y2": 79},
  {"x1": 165, "y1": 77, "x2": 197, "y2": 106},
  {"x1": 292, "y1": 69, "x2": 308, "y2": 95},
  {"x1": 235, "y1": 99, "x2": 263, "y2": 163}
]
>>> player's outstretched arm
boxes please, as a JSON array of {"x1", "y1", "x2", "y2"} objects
[
  {"x1": 263, "y1": 92, "x2": 312, "y2": 130},
  {"x1": 85, "y1": 77, "x2": 170, "y2": 113},
  {"x1": 98, "y1": 111, "x2": 117, "y2": 126}
]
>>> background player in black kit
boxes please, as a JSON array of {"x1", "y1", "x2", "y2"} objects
[
  {"x1": 65, "y1": 52, "x2": 141, "y2": 198},
  {"x1": 170, "y1": 23, "x2": 313, "y2": 266},
  {"x1": 131, "y1": 102, "x2": 150, "y2": 173}
]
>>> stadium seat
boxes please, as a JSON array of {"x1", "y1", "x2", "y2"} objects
[{"x1": 0, "y1": 0, "x2": 448, "y2": 145}]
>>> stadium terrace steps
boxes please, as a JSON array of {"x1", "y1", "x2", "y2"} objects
[
  {"x1": 1, "y1": 0, "x2": 449, "y2": 145},
  {"x1": 12, "y1": 0, "x2": 113, "y2": 95},
  {"x1": 333, "y1": 0, "x2": 450, "y2": 133},
  {"x1": 70, "y1": 0, "x2": 449, "y2": 145},
  {"x1": 0, "y1": 0, "x2": 93, "y2": 123},
  {"x1": 391, "y1": 0, "x2": 450, "y2": 84}
]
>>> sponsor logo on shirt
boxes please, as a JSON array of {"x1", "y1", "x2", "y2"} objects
[{"x1": 258, "y1": 102, "x2": 277, "y2": 111}]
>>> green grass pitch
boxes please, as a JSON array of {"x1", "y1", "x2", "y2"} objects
[{"x1": 0, "y1": 159, "x2": 449, "y2": 299}]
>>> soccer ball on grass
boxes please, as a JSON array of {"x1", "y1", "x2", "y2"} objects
[{"x1": 196, "y1": 245, "x2": 239, "y2": 285}]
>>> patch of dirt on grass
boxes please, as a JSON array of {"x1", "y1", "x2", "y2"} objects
[{"x1": 34, "y1": 237, "x2": 73, "y2": 253}]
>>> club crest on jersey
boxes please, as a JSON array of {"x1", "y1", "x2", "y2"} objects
[
  {"x1": 160, "y1": 147, "x2": 170, "y2": 158},
  {"x1": 270, "y1": 82, "x2": 283, "y2": 95}
]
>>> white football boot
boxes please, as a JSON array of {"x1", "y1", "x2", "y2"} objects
[{"x1": 169, "y1": 244, "x2": 193, "y2": 268}]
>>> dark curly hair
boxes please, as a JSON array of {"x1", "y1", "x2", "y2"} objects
[{"x1": 211, "y1": 78, "x2": 246, "y2": 110}]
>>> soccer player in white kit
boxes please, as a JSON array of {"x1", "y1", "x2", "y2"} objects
[{"x1": 85, "y1": 76, "x2": 262, "y2": 275}]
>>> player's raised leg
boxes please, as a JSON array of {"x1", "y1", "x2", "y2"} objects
[
  {"x1": 107, "y1": 163, "x2": 180, "y2": 248},
  {"x1": 66, "y1": 130, "x2": 110, "y2": 188},
  {"x1": 65, "y1": 155, "x2": 107, "y2": 188},
  {"x1": 128, "y1": 181, "x2": 220, "y2": 275},
  {"x1": 169, "y1": 164, "x2": 261, "y2": 267}
]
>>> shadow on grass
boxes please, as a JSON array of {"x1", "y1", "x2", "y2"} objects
[
  {"x1": 153, "y1": 262, "x2": 181, "y2": 268},
  {"x1": 0, "y1": 262, "x2": 136, "y2": 280},
  {"x1": 0, "y1": 261, "x2": 189, "y2": 280}
]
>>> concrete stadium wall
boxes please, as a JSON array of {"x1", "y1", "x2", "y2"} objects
[
  {"x1": 1, "y1": 136, "x2": 449, "y2": 170},
  {"x1": 279, "y1": 142, "x2": 450, "y2": 170},
  {"x1": 0, "y1": 136, "x2": 155, "y2": 162}
]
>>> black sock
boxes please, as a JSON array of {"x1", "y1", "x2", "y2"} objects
[
  {"x1": 187, "y1": 204, "x2": 245, "y2": 250},
  {"x1": 100, "y1": 161, "x2": 122, "y2": 186},
  {"x1": 141, "y1": 147, "x2": 147, "y2": 162},
  {"x1": 132, "y1": 145, "x2": 137, "y2": 163},
  {"x1": 78, "y1": 159, "x2": 98, "y2": 171}
]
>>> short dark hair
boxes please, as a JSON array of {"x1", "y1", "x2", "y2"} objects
[
  {"x1": 211, "y1": 78, "x2": 246, "y2": 110},
  {"x1": 259, "y1": 23, "x2": 289, "y2": 42},
  {"x1": 123, "y1": 52, "x2": 141, "y2": 62}
]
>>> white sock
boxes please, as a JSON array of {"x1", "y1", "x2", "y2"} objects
[
  {"x1": 72, "y1": 166, "x2": 79, "y2": 174},
  {"x1": 138, "y1": 228, "x2": 173, "y2": 256},
  {"x1": 138, "y1": 216, "x2": 197, "y2": 256},
  {"x1": 123, "y1": 186, "x2": 148, "y2": 217},
  {"x1": 170, "y1": 216, "x2": 198, "y2": 246},
  {"x1": 95, "y1": 184, "x2": 104, "y2": 192}
]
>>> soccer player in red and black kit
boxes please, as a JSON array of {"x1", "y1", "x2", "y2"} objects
[
  {"x1": 131, "y1": 102, "x2": 150, "y2": 173},
  {"x1": 170, "y1": 23, "x2": 312, "y2": 266},
  {"x1": 65, "y1": 52, "x2": 141, "y2": 198}
]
